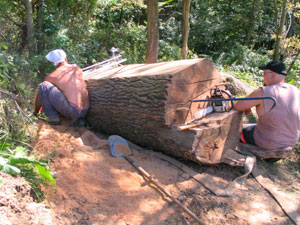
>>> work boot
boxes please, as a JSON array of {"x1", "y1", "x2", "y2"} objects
[{"x1": 264, "y1": 158, "x2": 281, "y2": 164}]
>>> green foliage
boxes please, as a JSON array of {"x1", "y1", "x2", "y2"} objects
[
  {"x1": 0, "y1": 143, "x2": 55, "y2": 201},
  {"x1": 158, "y1": 40, "x2": 181, "y2": 62},
  {"x1": 0, "y1": 51, "x2": 37, "y2": 142},
  {"x1": 0, "y1": 45, "x2": 55, "y2": 201},
  {"x1": 92, "y1": 1, "x2": 147, "y2": 64},
  {"x1": 285, "y1": 56, "x2": 300, "y2": 88},
  {"x1": 214, "y1": 44, "x2": 270, "y2": 87},
  {"x1": 92, "y1": 19, "x2": 147, "y2": 64}
]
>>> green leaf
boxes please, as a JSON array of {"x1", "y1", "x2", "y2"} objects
[
  {"x1": 0, "y1": 142, "x2": 9, "y2": 152},
  {"x1": 159, "y1": 0, "x2": 174, "y2": 7},
  {"x1": 0, "y1": 43, "x2": 8, "y2": 50},
  {"x1": 13, "y1": 146, "x2": 28, "y2": 158},
  {"x1": 18, "y1": 83, "x2": 26, "y2": 90},
  {"x1": 2, "y1": 163, "x2": 21, "y2": 175},
  {"x1": 8, "y1": 156, "x2": 33, "y2": 165},
  {"x1": 0, "y1": 156, "x2": 20, "y2": 175},
  {"x1": 0, "y1": 156, "x2": 8, "y2": 165},
  {"x1": 35, "y1": 164, "x2": 56, "y2": 185}
]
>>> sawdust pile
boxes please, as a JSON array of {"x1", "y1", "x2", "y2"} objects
[{"x1": 33, "y1": 121, "x2": 199, "y2": 224}]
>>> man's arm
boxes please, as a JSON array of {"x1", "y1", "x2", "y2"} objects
[
  {"x1": 234, "y1": 87, "x2": 264, "y2": 114},
  {"x1": 33, "y1": 89, "x2": 41, "y2": 115}
]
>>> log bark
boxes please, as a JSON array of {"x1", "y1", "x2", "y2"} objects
[{"x1": 85, "y1": 59, "x2": 243, "y2": 165}]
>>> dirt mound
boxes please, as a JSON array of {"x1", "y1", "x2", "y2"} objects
[
  {"x1": 0, "y1": 172, "x2": 57, "y2": 224},
  {"x1": 1, "y1": 119, "x2": 299, "y2": 225}
]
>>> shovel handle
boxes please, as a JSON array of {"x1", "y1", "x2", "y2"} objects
[
  {"x1": 178, "y1": 123, "x2": 202, "y2": 131},
  {"x1": 124, "y1": 156, "x2": 206, "y2": 225}
]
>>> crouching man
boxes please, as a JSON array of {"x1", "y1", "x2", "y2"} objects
[
  {"x1": 234, "y1": 60, "x2": 300, "y2": 151},
  {"x1": 34, "y1": 49, "x2": 89, "y2": 126}
]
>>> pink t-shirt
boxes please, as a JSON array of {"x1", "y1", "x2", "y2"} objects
[{"x1": 254, "y1": 83, "x2": 300, "y2": 149}]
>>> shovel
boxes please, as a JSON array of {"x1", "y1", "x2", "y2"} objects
[{"x1": 108, "y1": 135, "x2": 205, "y2": 225}]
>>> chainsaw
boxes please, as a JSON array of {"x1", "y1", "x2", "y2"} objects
[
  {"x1": 178, "y1": 87, "x2": 277, "y2": 131},
  {"x1": 209, "y1": 87, "x2": 233, "y2": 112},
  {"x1": 177, "y1": 87, "x2": 233, "y2": 131}
]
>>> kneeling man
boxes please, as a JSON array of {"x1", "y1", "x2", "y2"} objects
[{"x1": 34, "y1": 49, "x2": 89, "y2": 126}]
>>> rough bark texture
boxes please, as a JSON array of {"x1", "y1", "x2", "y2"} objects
[
  {"x1": 36, "y1": 0, "x2": 45, "y2": 54},
  {"x1": 85, "y1": 59, "x2": 243, "y2": 165},
  {"x1": 145, "y1": 0, "x2": 159, "y2": 63},
  {"x1": 25, "y1": 0, "x2": 35, "y2": 54},
  {"x1": 273, "y1": 0, "x2": 287, "y2": 60},
  {"x1": 245, "y1": 0, "x2": 261, "y2": 43},
  {"x1": 181, "y1": 0, "x2": 191, "y2": 59}
]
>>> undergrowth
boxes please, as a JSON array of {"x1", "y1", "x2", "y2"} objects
[{"x1": 0, "y1": 48, "x2": 55, "y2": 202}]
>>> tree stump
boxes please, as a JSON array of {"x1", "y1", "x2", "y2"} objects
[{"x1": 84, "y1": 59, "x2": 243, "y2": 165}]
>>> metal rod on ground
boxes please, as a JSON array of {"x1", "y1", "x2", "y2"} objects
[{"x1": 124, "y1": 156, "x2": 206, "y2": 225}]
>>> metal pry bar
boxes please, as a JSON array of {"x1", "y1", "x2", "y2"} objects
[{"x1": 192, "y1": 96, "x2": 277, "y2": 111}]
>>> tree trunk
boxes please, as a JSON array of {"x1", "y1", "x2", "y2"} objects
[
  {"x1": 25, "y1": 0, "x2": 35, "y2": 54},
  {"x1": 273, "y1": 0, "x2": 288, "y2": 60},
  {"x1": 84, "y1": 59, "x2": 243, "y2": 165},
  {"x1": 145, "y1": 0, "x2": 159, "y2": 64},
  {"x1": 36, "y1": 0, "x2": 44, "y2": 54},
  {"x1": 181, "y1": 0, "x2": 191, "y2": 59},
  {"x1": 245, "y1": 0, "x2": 261, "y2": 44}
]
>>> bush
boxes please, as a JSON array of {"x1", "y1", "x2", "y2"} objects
[
  {"x1": 0, "y1": 47, "x2": 55, "y2": 201},
  {"x1": 213, "y1": 44, "x2": 270, "y2": 87},
  {"x1": 285, "y1": 57, "x2": 300, "y2": 88}
]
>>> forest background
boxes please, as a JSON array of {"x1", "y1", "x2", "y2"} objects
[{"x1": 0, "y1": 0, "x2": 299, "y2": 195}]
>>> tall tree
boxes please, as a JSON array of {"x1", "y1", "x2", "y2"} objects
[
  {"x1": 36, "y1": 0, "x2": 44, "y2": 54},
  {"x1": 273, "y1": 0, "x2": 288, "y2": 60},
  {"x1": 181, "y1": 0, "x2": 191, "y2": 59},
  {"x1": 146, "y1": 0, "x2": 159, "y2": 63},
  {"x1": 25, "y1": 0, "x2": 35, "y2": 54},
  {"x1": 245, "y1": 0, "x2": 261, "y2": 44}
]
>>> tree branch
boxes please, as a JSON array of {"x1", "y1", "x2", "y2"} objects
[
  {"x1": 0, "y1": 88, "x2": 33, "y2": 124},
  {"x1": 0, "y1": 13, "x2": 24, "y2": 29}
]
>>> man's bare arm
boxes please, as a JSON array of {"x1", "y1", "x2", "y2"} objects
[
  {"x1": 234, "y1": 87, "x2": 264, "y2": 112},
  {"x1": 33, "y1": 89, "x2": 41, "y2": 115}
]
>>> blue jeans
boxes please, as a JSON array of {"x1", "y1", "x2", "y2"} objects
[{"x1": 39, "y1": 81, "x2": 88, "y2": 122}]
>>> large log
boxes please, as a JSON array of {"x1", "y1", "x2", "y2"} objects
[{"x1": 84, "y1": 59, "x2": 243, "y2": 165}]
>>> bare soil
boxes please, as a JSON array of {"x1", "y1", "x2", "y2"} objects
[{"x1": 0, "y1": 120, "x2": 299, "y2": 225}]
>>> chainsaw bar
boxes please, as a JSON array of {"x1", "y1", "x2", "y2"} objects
[{"x1": 192, "y1": 96, "x2": 277, "y2": 111}]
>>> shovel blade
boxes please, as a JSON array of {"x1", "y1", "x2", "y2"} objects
[{"x1": 108, "y1": 135, "x2": 132, "y2": 157}]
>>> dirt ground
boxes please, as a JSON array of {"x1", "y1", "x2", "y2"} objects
[{"x1": 0, "y1": 120, "x2": 300, "y2": 225}]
